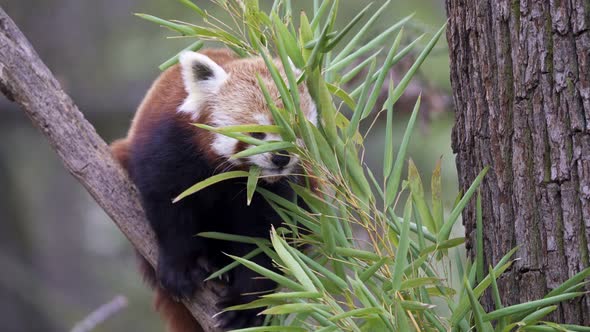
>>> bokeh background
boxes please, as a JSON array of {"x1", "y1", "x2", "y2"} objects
[{"x1": 0, "y1": 1, "x2": 451, "y2": 331}]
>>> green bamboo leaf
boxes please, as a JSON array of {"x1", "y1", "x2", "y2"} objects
[
  {"x1": 255, "y1": 75, "x2": 297, "y2": 142},
  {"x1": 232, "y1": 142, "x2": 296, "y2": 159},
  {"x1": 289, "y1": 183, "x2": 330, "y2": 214},
  {"x1": 395, "y1": 302, "x2": 410, "y2": 332},
  {"x1": 223, "y1": 298, "x2": 283, "y2": 311},
  {"x1": 273, "y1": 18, "x2": 320, "y2": 164},
  {"x1": 340, "y1": 48, "x2": 382, "y2": 84},
  {"x1": 346, "y1": 58, "x2": 377, "y2": 141},
  {"x1": 247, "y1": 166, "x2": 261, "y2": 205},
  {"x1": 205, "y1": 247, "x2": 263, "y2": 281},
  {"x1": 272, "y1": 13, "x2": 304, "y2": 68},
  {"x1": 262, "y1": 291, "x2": 322, "y2": 300},
  {"x1": 256, "y1": 187, "x2": 313, "y2": 223},
  {"x1": 408, "y1": 159, "x2": 436, "y2": 233},
  {"x1": 326, "y1": 82, "x2": 356, "y2": 109},
  {"x1": 159, "y1": 40, "x2": 204, "y2": 71},
  {"x1": 331, "y1": 0, "x2": 392, "y2": 63},
  {"x1": 282, "y1": 244, "x2": 326, "y2": 292},
  {"x1": 400, "y1": 277, "x2": 440, "y2": 290},
  {"x1": 299, "y1": 12, "x2": 314, "y2": 62},
  {"x1": 229, "y1": 255, "x2": 306, "y2": 291},
  {"x1": 333, "y1": 247, "x2": 381, "y2": 261},
  {"x1": 271, "y1": 228, "x2": 317, "y2": 292},
  {"x1": 135, "y1": 14, "x2": 194, "y2": 35},
  {"x1": 359, "y1": 258, "x2": 387, "y2": 282},
  {"x1": 425, "y1": 286, "x2": 457, "y2": 297},
  {"x1": 323, "y1": 3, "x2": 371, "y2": 51},
  {"x1": 545, "y1": 267, "x2": 590, "y2": 298},
  {"x1": 173, "y1": 171, "x2": 249, "y2": 203},
  {"x1": 391, "y1": 198, "x2": 412, "y2": 292},
  {"x1": 295, "y1": 250, "x2": 348, "y2": 291},
  {"x1": 382, "y1": 79, "x2": 395, "y2": 180},
  {"x1": 330, "y1": 308, "x2": 382, "y2": 321},
  {"x1": 254, "y1": 48, "x2": 296, "y2": 117},
  {"x1": 328, "y1": 13, "x2": 413, "y2": 72},
  {"x1": 484, "y1": 293, "x2": 585, "y2": 322},
  {"x1": 211, "y1": 124, "x2": 281, "y2": 134},
  {"x1": 349, "y1": 34, "x2": 424, "y2": 99},
  {"x1": 450, "y1": 259, "x2": 514, "y2": 324},
  {"x1": 360, "y1": 28, "x2": 404, "y2": 120},
  {"x1": 306, "y1": 12, "x2": 330, "y2": 69},
  {"x1": 489, "y1": 264, "x2": 506, "y2": 330},
  {"x1": 431, "y1": 158, "x2": 443, "y2": 232},
  {"x1": 309, "y1": 0, "x2": 332, "y2": 31},
  {"x1": 193, "y1": 123, "x2": 265, "y2": 146},
  {"x1": 438, "y1": 167, "x2": 489, "y2": 242},
  {"x1": 521, "y1": 326, "x2": 565, "y2": 332},
  {"x1": 561, "y1": 324, "x2": 590, "y2": 332},
  {"x1": 262, "y1": 303, "x2": 330, "y2": 315},
  {"x1": 384, "y1": 96, "x2": 421, "y2": 208},
  {"x1": 399, "y1": 300, "x2": 436, "y2": 311},
  {"x1": 476, "y1": 189, "x2": 484, "y2": 283},
  {"x1": 229, "y1": 327, "x2": 306, "y2": 332},
  {"x1": 419, "y1": 237, "x2": 465, "y2": 256},
  {"x1": 388, "y1": 24, "x2": 446, "y2": 106},
  {"x1": 197, "y1": 232, "x2": 269, "y2": 245},
  {"x1": 464, "y1": 279, "x2": 494, "y2": 332},
  {"x1": 521, "y1": 306, "x2": 558, "y2": 325},
  {"x1": 314, "y1": 327, "x2": 339, "y2": 332},
  {"x1": 177, "y1": 0, "x2": 207, "y2": 17}
]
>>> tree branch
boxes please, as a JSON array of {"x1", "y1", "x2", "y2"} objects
[{"x1": 0, "y1": 7, "x2": 222, "y2": 332}]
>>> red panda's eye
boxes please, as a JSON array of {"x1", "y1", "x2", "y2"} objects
[{"x1": 251, "y1": 132, "x2": 266, "y2": 140}]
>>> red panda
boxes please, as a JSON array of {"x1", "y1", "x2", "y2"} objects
[{"x1": 111, "y1": 49, "x2": 317, "y2": 331}]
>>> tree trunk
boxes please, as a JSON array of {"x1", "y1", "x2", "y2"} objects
[{"x1": 446, "y1": 0, "x2": 590, "y2": 324}]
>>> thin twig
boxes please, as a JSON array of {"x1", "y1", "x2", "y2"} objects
[{"x1": 70, "y1": 296, "x2": 128, "y2": 332}]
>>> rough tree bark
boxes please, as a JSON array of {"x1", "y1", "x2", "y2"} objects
[
  {"x1": 446, "y1": 0, "x2": 590, "y2": 324},
  {"x1": 0, "y1": 7, "x2": 223, "y2": 332}
]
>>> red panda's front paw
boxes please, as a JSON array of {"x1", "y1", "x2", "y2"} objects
[{"x1": 156, "y1": 255, "x2": 207, "y2": 301}]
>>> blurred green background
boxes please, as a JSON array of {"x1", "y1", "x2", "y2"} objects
[{"x1": 0, "y1": 1, "x2": 452, "y2": 331}]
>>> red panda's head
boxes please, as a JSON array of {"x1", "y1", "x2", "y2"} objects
[{"x1": 177, "y1": 51, "x2": 317, "y2": 182}]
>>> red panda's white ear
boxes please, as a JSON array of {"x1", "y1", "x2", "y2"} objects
[{"x1": 178, "y1": 51, "x2": 228, "y2": 116}]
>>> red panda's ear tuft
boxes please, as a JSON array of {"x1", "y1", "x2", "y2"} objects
[{"x1": 178, "y1": 51, "x2": 228, "y2": 117}]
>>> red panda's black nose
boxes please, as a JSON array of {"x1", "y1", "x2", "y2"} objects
[{"x1": 272, "y1": 150, "x2": 291, "y2": 168}]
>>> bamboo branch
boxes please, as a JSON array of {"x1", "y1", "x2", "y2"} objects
[{"x1": 0, "y1": 7, "x2": 222, "y2": 332}]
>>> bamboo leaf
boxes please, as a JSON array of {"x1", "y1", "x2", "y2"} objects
[
  {"x1": 438, "y1": 167, "x2": 489, "y2": 242},
  {"x1": 484, "y1": 293, "x2": 585, "y2": 322},
  {"x1": 159, "y1": 40, "x2": 204, "y2": 71},
  {"x1": 229, "y1": 255, "x2": 306, "y2": 291},
  {"x1": 173, "y1": 171, "x2": 249, "y2": 203},
  {"x1": 391, "y1": 198, "x2": 412, "y2": 292},
  {"x1": 271, "y1": 228, "x2": 317, "y2": 292},
  {"x1": 464, "y1": 279, "x2": 494, "y2": 332},
  {"x1": 232, "y1": 142, "x2": 296, "y2": 159},
  {"x1": 247, "y1": 166, "x2": 261, "y2": 205},
  {"x1": 384, "y1": 96, "x2": 421, "y2": 207}
]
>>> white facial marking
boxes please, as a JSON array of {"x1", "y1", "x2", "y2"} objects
[{"x1": 211, "y1": 134, "x2": 240, "y2": 164}]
